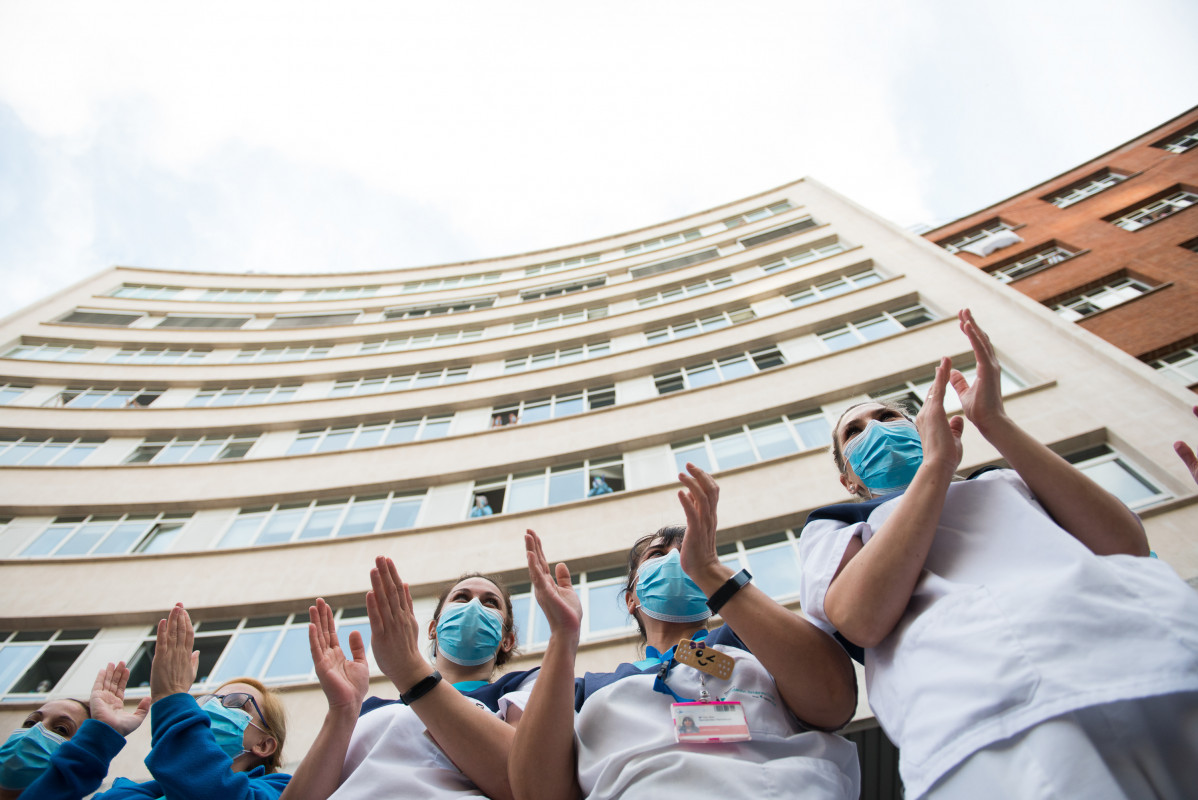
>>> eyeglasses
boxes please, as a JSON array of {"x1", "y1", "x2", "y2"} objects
[{"x1": 196, "y1": 692, "x2": 271, "y2": 733}]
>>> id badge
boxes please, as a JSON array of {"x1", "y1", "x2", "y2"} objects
[{"x1": 670, "y1": 701, "x2": 751, "y2": 743}]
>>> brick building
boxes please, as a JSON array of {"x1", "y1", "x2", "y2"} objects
[{"x1": 924, "y1": 106, "x2": 1198, "y2": 389}]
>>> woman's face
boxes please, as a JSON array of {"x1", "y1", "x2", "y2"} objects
[
  {"x1": 213, "y1": 681, "x2": 274, "y2": 755},
  {"x1": 836, "y1": 403, "x2": 907, "y2": 496},
  {"x1": 430, "y1": 577, "x2": 515, "y2": 659},
  {"x1": 624, "y1": 536, "x2": 682, "y2": 615},
  {"x1": 20, "y1": 700, "x2": 88, "y2": 740}
]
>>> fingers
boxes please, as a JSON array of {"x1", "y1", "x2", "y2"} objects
[
  {"x1": 925, "y1": 357, "x2": 952, "y2": 410},
  {"x1": 1175, "y1": 441, "x2": 1198, "y2": 475},
  {"x1": 366, "y1": 589, "x2": 384, "y2": 636},
  {"x1": 115, "y1": 661, "x2": 129, "y2": 696}
]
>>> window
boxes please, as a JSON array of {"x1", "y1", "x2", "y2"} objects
[
  {"x1": 52, "y1": 387, "x2": 163, "y2": 408},
  {"x1": 402, "y1": 273, "x2": 502, "y2": 293},
  {"x1": 157, "y1": 315, "x2": 250, "y2": 329},
  {"x1": 124, "y1": 608, "x2": 373, "y2": 690},
  {"x1": 761, "y1": 239, "x2": 847, "y2": 273},
  {"x1": 524, "y1": 255, "x2": 600, "y2": 277},
  {"x1": 302, "y1": 286, "x2": 381, "y2": 300},
  {"x1": 938, "y1": 220, "x2": 1021, "y2": 256},
  {"x1": 1052, "y1": 277, "x2": 1153, "y2": 321},
  {"x1": 722, "y1": 201, "x2": 793, "y2": 229},
  {"x1": 1182, "y1": 237, "x2": 1198, "y2": 253},
  {"x1": 1065, "y1": 445, "x2": 1169, "y2": 510},
  {"x1": 110, "y1": 284, "x2": 183, "y2": 300},
  {"x1": 59, "y1": 309, "x2": 143, "y2": 327},
  {"x1": 717, "y1": 531, "x2": 803, "y2": 601},
  {"x1": 1148, "y1": 345, "x2": 1198, "y2": 386},
  {"x1": 359, "y1": 329, "x2": 483, "y2": 354},
  {"x1": 5, "y1": 342, "x2": 93, "y2": 361},
  {"x1": 384, "y1": 297, "x2": 495, "y2": 319},
  {"x1": 0, "y1": 630, "x2": 96, "y2": 700},
  {"x1": 1153, "y1": 126, "x2": 1198, "y2": 154},
  {"x1": 629, "y1": 248, "x2": 720, "y2": 280},
  {"x1": 188, "y1": 385, "x2": 299, "y2": 407},
  {"x1": 990, "y1": 245, "x2": 1078, "y2": 283},
  {"x1": 737, "y1": 217, "x2": 819, "y2": 249},
  {"x1": 503, "y1": 342, "x2": 610, "y2": 373},
  {"x1": 520, "y1": 277, "x2": 606, "y2": 301},
  {"x1": 654, "y1": 347, "x2": 786, "y2": 394},
  {"x1": 637, "y1": 276, "x2": 734, "y2": 308},
  {"x1": 329, "y1": 367, "x2": 470, "y2": 396},
  {"x1": 218, "y1": 492, "x2": 426, "y2": 548},
  {"x1": 645, "y1": 308, "x2": 755, "y2": 344},
  {"x1": 787, "y1": 267, "x2": 884, "y2": 306},
  {"x1": 469, "y1": 459, "x2": 625, "y2": 518},
  {"x1": 269, "y1": 312, "x2": 360, "y2": 328},
  {"x1": 1110, "y1": 191, "x2": 1197, "y2": 231},
  {"x1": 817, "y1": 304, "x2": 936, "y2": 352},
  {"x1": 1045, "y1": 169, "x2": 1128, "y2": 208},
  {"x1": 625, "y1": 228, "x2": 701, "y2": 256},
  {"x1": 0, "y1": 383, "x2": 31, "y2": 405},
  {"x1": 491, "y1": 386, "x2": 615, "y2": 426},
  {"x1": 513, "y1": 307, "x2": 608, "y2": 332},
  {"x1": 671, "y1": 411, "x2": 831, "y2": 473},
  {"x1": 199, "y1": 288, "x2": 283, "y2": 302},
  {"x1": 870, "y1": 363, "x2": 1025, "y2": 413},
  {"x1": 125, "y1": 435, "x2": 258, "y2": 464},
  {"x1": 288, "y1": 416, "x2": 451, "y2": 455},
  {"x1": 108, "y1": 347, "x2": 209, "y2": 364},
  {"x1": 20, "y1": 513, "x2": 192, "y2": 557},
  {"x1": 232, "y1": 345, "x2": 331, "y2": 363},
  {"x1": 0, "y1": 437, "x2": 103, "y2": 466}
]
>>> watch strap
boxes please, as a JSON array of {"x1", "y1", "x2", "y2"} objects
[
  {"x1": 400, "y1": 670, "x2": 442, "y2": 705},
  {"x1": 705, "y1": 569, "x2": 752, "y2": 615}
]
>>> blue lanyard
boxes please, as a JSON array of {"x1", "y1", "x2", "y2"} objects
[
  {"x1": 638, "y1": 629, "x2": 709, "y2": 703},
  {"x1": 452, "y1": 680, "x2": 489, "y2": 692}
]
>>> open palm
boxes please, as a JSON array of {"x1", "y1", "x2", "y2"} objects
[
  {"x1": 525, "y1": 529, "x2": 582, "y2": 638},
  {"x1": 309, "y1": 598, "x2": 370, "y2": 711},
  {"x1": 91, "y1": 661, "x2": 150, "y2": 737}
]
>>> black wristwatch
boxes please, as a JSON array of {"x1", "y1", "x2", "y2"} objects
[
  {"x1": 400, "y1": 670, "x2": 442, "y2": 705},
  {"x1": 706, "y1": 569, "x2": 752, "y2": 615}
]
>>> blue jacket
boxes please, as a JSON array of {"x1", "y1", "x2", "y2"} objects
[
  {"x1": 19, "y1": 718, "x2": 126, "y2": 799},
  {"x1": 94, "y1": 693, "x2": 290, "y2": 799}
]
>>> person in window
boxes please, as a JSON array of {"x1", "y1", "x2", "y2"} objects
[
  {"x1": 279, "y1": 560, "x2": 536, "y2": 800},
  {"x1": 586, "y1": 476, "x2": 613, "y2": 497},
  {"x1": 0, "y1": 689, "x2": 100, "y2": 798},
  {"x1": 94, "y1": 603, "x2": 291, "y2": 799},
  {"x1": 509, "y1": 465, "x2": 860, "y2": 800},
  {"x1": 798, "y1": 309, "x2": 1198, "y2": 799},
  {"x1": 468, "y1": 495, "x2": 493, "y2": 517}
]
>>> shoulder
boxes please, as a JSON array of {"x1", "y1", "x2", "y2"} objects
[
  {"x1": 804, "y1": 494, "x2": 899, "y2": 527},
  {"x1": 576, "y1": 662, "x2": 655, "y2": 710},
  {"x1": 465, "y1": 668, "x2": 541, "y2": 712}
]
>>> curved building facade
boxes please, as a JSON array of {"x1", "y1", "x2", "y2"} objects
[{"x1": 2, "y1": 178, "x2": 1196, "y2": 789}]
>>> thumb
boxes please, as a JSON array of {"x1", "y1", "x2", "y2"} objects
[
  {"x1": 134, "y1": 696, "x2": 152, "y2": 719},
  {"x1": 1175, "y1": 441, "x2": 1198, "y2": 472},
  {"x1": 947, "y1": 369, "x2": 969, "y2": 400},
  {"x1": 554, "y1": 562, "x2": 573, "y2": 590},
  {"x1": 949, "y1": 415, "x2": 966, "y2": 438}
]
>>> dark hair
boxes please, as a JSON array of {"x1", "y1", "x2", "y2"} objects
[
  {"x1": 67, "y1": 698, "x2": 91, "y2": 719},
  {"x1": 622, "y1": 525, "x2": 688, "y2": 643},
  {"x1": 430, "y1": 572, "x2": 519, "y2": 668}
]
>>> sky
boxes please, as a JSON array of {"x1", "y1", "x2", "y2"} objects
[{"x1": 0, "y1": 1, "x2": 1195, "y2": 317}]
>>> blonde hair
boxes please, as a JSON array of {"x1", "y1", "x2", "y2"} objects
[{"x1": 217, "y1": 677, "x2": 287, "y2": 773}]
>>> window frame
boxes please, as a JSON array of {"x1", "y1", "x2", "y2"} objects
[
  {"x1": 19, "y1": 512, "x2": 193, "y2": 558},
  {"x1": 1051, "y1": 277, "x2": 1154, "y2": 321},
  {"x1": 218, "y1": 491, "x2": 427, "y2": 548},
  {"x1": 816, "y1": 304, "x2": 937, "y2": 352}
]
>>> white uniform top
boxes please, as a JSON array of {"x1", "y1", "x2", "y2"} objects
[
  {"x1": 330, "y1": 672, "x2": 535, "y2": 799},
  {"x1": 571, "y1": 631, "x2": 861, "y2": 800},
  {"x1": 799, "y1": 469, "x2": 1198, "y2": 799}
]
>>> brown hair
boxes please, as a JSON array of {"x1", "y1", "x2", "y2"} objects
[
  {"x1": 622, "y1": 525, "x2": 688, "y2": 643},
  {"x1": 829, "y1": 400, "x2": 914, "y2": 474},
  {"x1": 216, "y1": 677, "x2": 286, "y2": 773},
  {"x1": 430, "y1": 572, "x2": 519, "y2": 669}
]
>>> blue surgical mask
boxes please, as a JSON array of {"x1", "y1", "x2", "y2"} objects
[
  {"x1": 201, "y1": 698, "x2": 250, "y2": 760},
  {"x1": 844, "y1": 418, "x2": 923, "y2": 496},
  {"x1": 635, "y1": 549, "x2": 712, "y2": 624},
  {"x1": 436, "y1": 598, "x2": 505, "y2": 667},
  {"x1": 0, "y1": 722, "x2": 67, "y2": 789}
]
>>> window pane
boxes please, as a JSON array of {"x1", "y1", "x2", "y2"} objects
[
  {"x1": 339, "y1": 500, "x2": 385, "y2": 536},
  {"x1": 686, "y1": 365, "x2": 719, "y2": 388},
  {"x1": 0, "y1": 645, "x2": 42, "y2": 693},
  {"x1": 522, "y1": 401, "x2": 552, "y2": 423},
  {"x1": 554, "y1": 396, "x2": 584, "y2": 417},
  {"x1": 212, "y1": 630, "x2": 281, "y2": 683},
  {"x1": 382, "y1": 497, "x2": 422, "y2": 530},
  {"x1": 792, "y1": 416, "x2": 832, "y2": 449},
  {"x1": 588, "y1": 581, "x2": 631, "y2": 635},
  {"x1": 750, "y1": 422, "x2": 799, "y2": 460},
  {"x1": 56, "y1": 522, "x2": 112, "y2": 556},
  {"x1": 745, "y1": 543, "x2": 802, "y2": 599},
  {"x1": 856, "y1": 316, "x2": 900, "y2": 340},
  {"x1": 21, "y1": 526, "x2": 73, "y2": 557},
  {"x1": 317, "y1": 430, "x2": 354, "y2": 452},
  {"x1": 138, "y1": 523, "x2": 183, "y2": 554},
  {"x1": 22, "y1": 443, "x2": 64, "y2": 466},
  {"x1": 548, "y1": 468, "x2": 585, "y2": 506},
  {"x1": 256, "y1": 509, "x2": 307, "y2": 545},
  {"x1": 507, "y1": 474, "x2": 547, "y2": 512},
  {"x1": 298, "y1": 507, "x2": 342, "y2": 540},
  {"x1": 263, "y1": 628, "x2": 311, "y2": 680},
  {"x1": 717, "y1": 357, "x2": 753, "y2": 380},
  {"x1": 184, "y1": 443, "x2": 222, "y2": 462},
  {"x1": 673, "y1": 443, "x2": 711, "y2": 474},
  {"x1": 1078, "y1": 461, "x2": 1159, "y2": 508},
  {"x1": 421, "y1": 420, "x2": 451, "y2": 439},
  {"x1": 384, "y1": 423, "x2": 419, "y2": 444},
  {"x1": 354, "y1": 427, "x2": 386, "y2": 449},
  {"x1": 93, "y1": 522, "x2": 147, "y2": 554},
  {"x1": 711, "y1": 431, "x2": 755, "y2": 469},
  {"x1": 220, "y1": 517, "x2": 264, "y2": 549},
  {"x1": 821, "y1": 329, "x2": 859, "y2": 351}
]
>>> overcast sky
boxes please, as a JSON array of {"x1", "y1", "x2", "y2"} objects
[{"x1": 1, "y1": 0, "x2": 1195, "y2": 317}]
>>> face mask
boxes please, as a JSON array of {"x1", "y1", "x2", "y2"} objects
[
  {"x1": 635, "y1": 549, "x2": 712, "y2": 624},
  {"x1": 202, "y1": 699, "x2": 251, "y2": 761},
  {"x1": 844, "y1": 418, "x2": 923, "y2": 496},
  {"x1": 436, "y1": 598, "x2": 505, "y2": 667},
  {"x1": 0, "y1": 722, "x2": 67, "y2": 789}
]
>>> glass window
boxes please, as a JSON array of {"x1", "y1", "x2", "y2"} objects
[
  {"x1": 257, "y1": 508, "x2": 306, "y2": 545},
  {"x1": 750, "y1": 421, "x2": 799, "y2": 460},
  {"x1": 743, "y1": 541, "x2": 802, "y2": 598},
  {"x1": 791, "y1": 414, "x2": 832, "y2": 449},
  {"x1": 587, "y1": 581, "x2": 631, "y2": 635},
  {"x1": 1065, "y1": 446, "x2": 1168, "y2": 510},
  {"x1": 340, "y1": 499, "x2": 385, "y2": 536},
  {"x1": 507, "y1": 473, "x2": 547, "y2": 512},
  {"x1": 711, "y1": 430, "x2": 755, "y2": 470},
  {"x1": 673, "y1": 440, "x2": 711, "y2": 474},
  {"x1": 262, "y1": 627, "x2": 311, "y2": 680},
  {"x1": 548, "y1": 465, "x2": 585, "y2": 506},
  {"x1": 299, "y1": 506, "x2": 343, "y2": 540},
  {"x1": 382, "y1": 495, "x2": 422, "y2": 530},
  {"x1": 212, "y1": 629, "x2": 281, "y2": 684}
]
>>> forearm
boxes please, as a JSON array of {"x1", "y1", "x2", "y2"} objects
[
  {"x1": 508, "y1": 635, "x2": 581, "y2": 800},
  {"x1": 147, "y1": 694, "x2": 261, "y2": 800},
  {"x1": 824, "y1": 464, "x2": 953, "y2": 647},
  {"x1": 407, "y1": 683, "x2": 517, "y2": 800},
  {"x1": 278, "y1": 706, "x2": 357, "y2": 800},
  {"x1": 20, "y1": 719, "x2": 125, "y2": 800},
  {"x1": 980, "y1": 415, "x2": 1148, "y2": 556}
]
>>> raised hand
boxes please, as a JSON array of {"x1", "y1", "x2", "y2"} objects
[
  {"x1": 309, "y1": 598, "x2": 370, "y2": 712},
  {"x1": 91, "y1": 661, "x2": 151, "y2": 737},
  {"x1": 1174, "y1": 405, "x2": 1198, "y2": 486},
  {"x1": 524, "y1": 530, "x2": 582, "y2": 641},
  {"x1": 366, "y1": 556, "x2": 428, "y2": 692},
  {"x1": 677, "y1": 463, "x2": 726, "y2": 585},
  {"x1": 916, "y1": 356, "x2": 964, "y2": 478},
  {"x1": 149, "y1": 603, "x2": 199, "y2": 703},
  {"x1": 948, "y1": 308, "x2": 1007, "y2": 434}
]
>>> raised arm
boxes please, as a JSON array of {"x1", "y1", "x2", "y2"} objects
[
  {"x1": 367, "y1": 557, "x2": 518, "y2": 800},
  {"x1": 278, "y1": 599, "x2": 369, "y2": 800},
  {"x1": 823, "y1": 358, "x2": 964, "y2": 648},
  {"x1": 677, "y1": 465, "x2": 857, "y2": 730},
  {"x1": 508, "y1": 530, "x2": 583, "y2": 800},
  {"x1": 951, "y1": 309, "x2": 1148, "y2": 556},
  {"x1": 1172, "y1": 405, "x2": 1198, "y2": 486}
]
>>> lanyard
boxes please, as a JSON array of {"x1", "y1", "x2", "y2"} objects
[
  {"x1": 640, "y1": 629, "x2": 710, "y2": 703},
  {"x1": 452, "y1": 680, "x2": 489, "y2": 692}
]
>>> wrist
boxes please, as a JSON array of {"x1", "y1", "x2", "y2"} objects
[
  {"x1": 689, "y1": 562, "x2": 735, "y2": 596},
  {"x1": 972, "y1": 411, "x2": 1013, "y2": 440}
]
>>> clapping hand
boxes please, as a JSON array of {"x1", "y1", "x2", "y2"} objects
[
  {"x1": 677, "y1": 463, "x2": 727, "y2": 586},
  {"x1": 309, "y1": 598, "x2": 370, "y2": 711},
  {"x1": 948, "y1": 309, "x2": 1007, "y2": 435},
  {"x1": 524, "y1": 530, "x2": 582, "y2": 642},
  {"x1": 366, "y1": 556, "x2": 429, "y2": 692},
  {"x1": 91, "y1": 661, "x2": 151, "y2": 737},
  {"x1": 149, "y1": 603, "x2": 199, "y2": 704}
]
